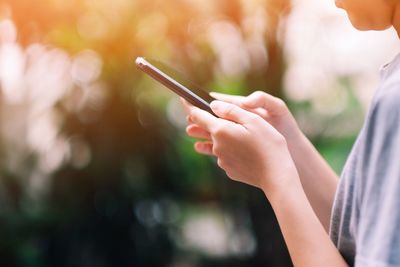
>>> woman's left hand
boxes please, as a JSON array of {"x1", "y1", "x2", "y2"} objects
[{"x1": 188, "y1": 100, "x2": 300, "y2": 195}]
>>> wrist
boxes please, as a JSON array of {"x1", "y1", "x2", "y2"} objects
[
  {"x1": 260, "y1": 165, "x2": 303, "y2": 205},
  {"x1": 264, "y1": 176, "x2": 305, "y2": 210},
  {"x1": 285, "y1": 124, "x2": 304, "y2": 146},
  {"x1": 285, "y1": 126, "x2": 309, "y2": 157}
]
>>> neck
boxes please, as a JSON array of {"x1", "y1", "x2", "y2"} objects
[{"x1": 393, "y1": 3, "x2": 400, "y2": 38}]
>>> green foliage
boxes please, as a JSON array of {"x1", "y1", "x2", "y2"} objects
[{"x1": 0, "y1": 0, "x2": 359, "y2": 266}]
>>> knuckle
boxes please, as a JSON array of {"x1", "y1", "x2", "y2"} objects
[
  {"x1": 224, "y1": 104, "x2": 237, "y2": 117},
  {"x1": 212, "y1": 144, "x2": 222, "y2": 156},
  {"x1": 247, "y1": 113, "x2": 262, "y2": 124},
  {"x1": 213, "y1": 125, "x2": 228, "y2": 138},
  {"x1": 217, "y1": 158, "x2": 225, "y2": 168},
  {"x1": 274, "y1": 98, "x2": 287, "y2": 110},
  {"x1": 249, "y1": 91, "x2": 269, "y2": 105},
  {"x1": 252, "y1": 90, "x2": 265, "y2": 98}
]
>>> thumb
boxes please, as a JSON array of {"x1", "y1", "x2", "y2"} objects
[
  {"x1": 241, "y1": 91, "x2": 283, "y2": 112},
  {"x1": 209, "y1": 92, "x2": 246, "y2": 106},
  {"x1": 210, "y1": 100, "x2": 259, "y2": 125}
]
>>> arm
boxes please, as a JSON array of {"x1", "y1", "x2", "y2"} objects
[
  {"x1": 215, "y1": 92, "x2": 339, "y2": 231},
  {"x1": 188, "y1": 101, "x2": 347, "y2": 266},
  {"x1": 184, "y1": 91, "x2": 338, "y2": 231},
  {"x1": 286, "y1": 130, "x2": 339, "y2": 232},
  {"x1": 266, "y1": 177, "x2": 347, "y2": 267}
]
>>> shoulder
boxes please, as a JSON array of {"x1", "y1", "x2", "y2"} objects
[
  {"x1": 362, "y1": 76, "x2": 400, "y2": 147},
  {"x1": 374, "y1": 78, "x2": 400, "y2": 119},
  {"x1": 379, "y1": 55, "x2": 400, "y2": 101}
]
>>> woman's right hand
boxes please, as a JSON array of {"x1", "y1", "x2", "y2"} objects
[
  {"x1": 182, "y1": 91, "x2": 339, "y2": 232},
  {"x1": 182, "y1": 91, "x2": 302, "y2": 155}
]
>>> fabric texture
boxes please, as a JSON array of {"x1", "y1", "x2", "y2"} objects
[{"x1": 330, "y1": 53, "x2": 400, "y2": 267}]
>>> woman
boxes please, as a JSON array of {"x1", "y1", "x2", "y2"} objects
[{"x1": 182, "y1": 0, "x2": 400, "y2": 266}]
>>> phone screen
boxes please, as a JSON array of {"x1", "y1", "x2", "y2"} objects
[{"x1": 136, "y1": 57, "x2": 216, "y2": 115}]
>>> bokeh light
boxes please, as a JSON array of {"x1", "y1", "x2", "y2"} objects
[{"x1": 0, "y1": 0, "x2": 398, "y2": 266}]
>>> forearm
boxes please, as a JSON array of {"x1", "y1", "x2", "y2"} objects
[
  {"x1": 265, "y1": 179, "x2": 347, "y2": 267},
  {"x1": 287, "y1": 130, "x2": 339, "y2": 231}
]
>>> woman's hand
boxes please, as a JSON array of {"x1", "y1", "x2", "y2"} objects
[
  {"x1": 211, "y1": 91, "x2": 300, "y2": 140},
  {"x1": 182, "y1": 95, "x2": 347, "y2": 267},
  {"x1": 182, "y1": 92, "x2": 339, "y2": 231},
  {"x1": 188, "y1": 100, "x2": 300, "y2": 195},
  {"x1": 183, "y1": 91, "x2": 302, "y2": 156}
]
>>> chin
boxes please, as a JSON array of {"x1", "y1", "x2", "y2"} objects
[
  {"x1": 348, "y1": 15, "x2": 392, "y2": 31},
  {"x1": 351, "y1": 21, "x2": 391, "y2": 31},
  {"x1": 348, "y1": 18, "x2": 373, "y2": 31},
  {"x1": 351, "y1": 23, "x2": 372, "y2": 31}
]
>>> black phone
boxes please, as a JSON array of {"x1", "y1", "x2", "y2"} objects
[{"x1": 135, "y1": 57, "x2": 216, "y2": 116}]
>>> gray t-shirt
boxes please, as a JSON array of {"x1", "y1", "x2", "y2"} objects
[{"x1": 330, "y1": 53, "x2": 400, "y2": 267}]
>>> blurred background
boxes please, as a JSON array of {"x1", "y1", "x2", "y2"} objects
[{"x1": 0, "y1": 0, "x2": 398, "y2": 266}]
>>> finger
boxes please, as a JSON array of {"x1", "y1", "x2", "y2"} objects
[
  {"x1": 210, "y1": 100, "x2": 259, "y2": 125},
  {"x1": 251, "y1": 107, "x2": 268, "y2": 119},
  {"x1": 194, "y1": 141, "x2": 214, "y2": 156},
  {"x1": 209, "y1": 92, "x2": 246, "y2": 106},
  {"x1": 241, "y1": 91, "x2": 284, "y2": 112},
  {"x1": 190, "y1": 106, "x2": 220, "y2": 132},
  {"x1": 236, "y1": 106, "x2": 268, "y2": 120},
  {"x1": 180, "y1": 97, "x2": 194, "y2": 114},
  {"x1": 210, "y1": 92, "x2": 268, "y2": 119},
  {"x1": 186, "y1": 124, "x2": 211, "y2": 139},
  {"x1": 186, "y1": 115, "x2": 194, "y2": 124}
]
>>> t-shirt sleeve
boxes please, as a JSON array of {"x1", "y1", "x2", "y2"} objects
[{"x1": 355, "y1": 92, "x2": 400, "y2": 266}]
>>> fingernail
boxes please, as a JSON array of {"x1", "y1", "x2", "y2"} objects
[
  {"x1": 209, "y1": 92, "x2": 218, "y2": 97},
  {"x1": 210, "y1": 100, "x2": 222, "y2": 110}
]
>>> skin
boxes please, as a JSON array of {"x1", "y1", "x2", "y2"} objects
[
  {"x1": 336, "y1": 0, "x2": 400, "y2": 34},
  {"x1": 182, "y1": 1, "x2": 400, "y2": 266},
  {"x1": 184, "y1": 92, "x2": 337, "y2": 231}
]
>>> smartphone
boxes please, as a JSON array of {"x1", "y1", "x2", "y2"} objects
[{"x1": 135, "y1": 57, "x2": 216, "y2": 116}]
